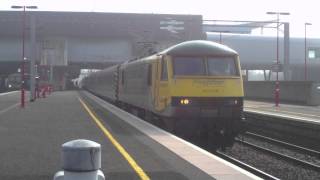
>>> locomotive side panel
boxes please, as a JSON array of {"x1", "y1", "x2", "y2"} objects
[{"x1": 152, "y1": 55, "x2": 171, "y2": 112}]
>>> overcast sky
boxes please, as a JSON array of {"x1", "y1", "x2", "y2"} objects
[{"x1": 1, "y1": 0, "x2": 319, "y2": 38}]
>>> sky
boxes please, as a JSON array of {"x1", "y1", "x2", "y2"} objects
[{"x1": 1, "y1": 0, "x2": 319, "y2": 38}]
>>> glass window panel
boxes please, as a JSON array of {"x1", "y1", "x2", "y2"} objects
[
  {"x1": 207, "y1": 57, "x2": 238, "y2": 76},
  {"x1": 161, "y1": 60, "x2": 168, "y2": 80},
  {"x1": 308, "y1": 48, "x2": 320, "y2": 60},
  {"x1": 173, "y1": 57, "x2": 205, "y2": 75},
  {"x1": 308, "y1": 50, "x2": 315, "y2": 59}
]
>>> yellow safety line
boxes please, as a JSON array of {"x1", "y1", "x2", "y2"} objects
[{"x1": 78, "y1": 98, "x2": 150, "y2": 180}]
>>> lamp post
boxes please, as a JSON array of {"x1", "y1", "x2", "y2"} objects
[
  {"x1": 266, "y1": 11, "x2": 290, "y2": 107},
  {"x1": 11, "y1": 5, "x2": 38, "y2": 107},
  {"x1": 304, "y1": 23, "x2": 312, "y2": 81}
]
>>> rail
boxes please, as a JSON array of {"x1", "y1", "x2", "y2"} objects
[
  {"x1": 244, "y1": 132, "x2": 320, "y2": 157},
  {"x1": 215, "y1": 151, "x2": 279, "y2": 180},
  {"x1": 235, "y1": 138, "x2": 320, "y2": 172}
]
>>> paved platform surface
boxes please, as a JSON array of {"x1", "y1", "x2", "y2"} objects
[
  {"x1": 244, "y1": 100, "x2": 320, "y2": 124},
  {"x1": 1, "y1": 91, "x2": 119, "y2": 180},
  {"x1": 0, "y1": 91, "x2": 20, "y2": 114},
  {"x1": 1, "y1": 91, "x2": 258, "y2": 180},
  {"x1": 82, "y1": 91, "x2": 260, "y2": 180}
]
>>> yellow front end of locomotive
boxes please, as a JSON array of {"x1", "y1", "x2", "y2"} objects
[
  {"x1": 153, "y1": 55, "x2": 244, "y2": 113},
  {"x1": 167, "y1": 54, "x2": 244, "y2": 99},
  {"x1": 169, "y1": 77, "x2": 244, "y2": 98}
]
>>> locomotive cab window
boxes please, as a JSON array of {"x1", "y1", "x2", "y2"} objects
[
  {"x1": 207, "y1": 57, "x2": 238, "y2": 76},
  {"x1": 160, "y1": 59, "x2": 168, "y2": 81},
  {"x1": 173, "y1": 57, "x2": 205, "y2": 76},
  {"x1": 173, "y1": 56, "x2": 238, "y2": 76}
]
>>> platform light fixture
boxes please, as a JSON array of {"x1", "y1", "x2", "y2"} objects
[
  {"x1": 266, "y1": 11, "x2": 290, "y2": 107},
  {"x1": 11, "y1": 5, "x2": 38, "y2": 107},
  {"x1": 304, "y1": 22, "x2": 312, "y2": 81}
]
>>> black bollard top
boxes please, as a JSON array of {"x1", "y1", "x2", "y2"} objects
[{"x1": 62, "y1": 139, "x2": 101, "y2": 172}]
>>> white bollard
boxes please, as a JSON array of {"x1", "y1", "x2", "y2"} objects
[{"x1": 53, "y1": 139, "x2": 105, "y2": 180}]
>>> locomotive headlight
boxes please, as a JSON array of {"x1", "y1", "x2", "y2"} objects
[
  {"x1": 180, "y1": 98, "x2": 190, "y2": 105},
  {"x1": 184, "y1": 99, "x2": 190, "y2": 105},
  {"x1": 8, "y1": 84, "x2": 12, "y2": 88}
]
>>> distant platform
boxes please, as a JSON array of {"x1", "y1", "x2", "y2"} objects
[{"x1": 244, "y1": 100, "x2": 320, "y2": 124}]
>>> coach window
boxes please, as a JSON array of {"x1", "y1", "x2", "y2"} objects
[
  {"x1": 207, "y1": 57, "x2": 238, "y2": 76},
  {"x1": 161, "y1": 59, "x2": 168, "y2": 81}
]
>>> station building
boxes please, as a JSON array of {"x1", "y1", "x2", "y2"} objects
[{"x1": 0, "y1": 11, "x2": 204, "y2": 90}]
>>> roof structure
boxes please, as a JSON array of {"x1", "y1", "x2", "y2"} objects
[
  {"x1": 202, "y1": 20, "x2": 274, "y2": 34},
  {"x1": 0, "y1": 11, "x2": 203, "y2": 40}
]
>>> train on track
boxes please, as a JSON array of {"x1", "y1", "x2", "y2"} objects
[{"x1": 81, "y1": 40, "x2": 245, "y2": 148}]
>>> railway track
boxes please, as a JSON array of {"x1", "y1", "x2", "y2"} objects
[
  {"x1": 215, "y1": 112, "x2": 320, "y2": 179},
  {"x1": 236, "y1": 134, "x2": 320, "y2": 172},
  {"x1": 244, "y1": 132, "x2": 320, "y2": 158},
  {"x1": 214, "y1": 151, "x2": 279, "y2": 180},
  {"x1": 86, "y1": 92, "x2": 320, "y2": 179},
  {"x1": 243, "y1": 111, "x2": 320, "y2": 150}
]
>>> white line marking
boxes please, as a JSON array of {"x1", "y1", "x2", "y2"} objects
[
  {"x1": 0, "y1": 91, "x2": 19, "y2": 96},
  {"x1": 0, "y1": 103, "x2": 19, "y2": 115}
]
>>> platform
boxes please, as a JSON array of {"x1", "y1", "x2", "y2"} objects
[
  {"x1": 0, "y1": 91, "x2": 20, "y2": 113},
  {"x1": 0, "y1": 91, "x2": 261, "y2": 180},
  {"x1": 244, "y1": 100, "x2": 320, "y2": 124}
]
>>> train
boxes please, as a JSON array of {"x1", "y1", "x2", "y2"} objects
[{"x1": 81, "y1": 40, "x2": 245, "y2": 149}]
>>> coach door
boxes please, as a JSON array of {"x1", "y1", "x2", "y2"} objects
[{"x1": 154, "y1": 56, "x2": 170, "y2": 112}]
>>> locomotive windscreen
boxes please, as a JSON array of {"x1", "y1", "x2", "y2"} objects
[
  {"x1": 207, "y1": 57, "x2": 238, "y2": 76},
  {"x1": 173, "y1": 56, "x2": 238, "y2": 76},
  {"x1": 173, "y1": 57, "x2": 205, "y2": 76}
]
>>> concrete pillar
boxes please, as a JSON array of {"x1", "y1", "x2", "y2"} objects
[
  {"x1": 53, "y1": 139, "x2": 105, "y2": 180},
  {"x1": 283, "y1": 22, "x2": 290, "y2": 81},
  {"x1": 263, "y1": 70, "x2": 267, "y2": 81},
  {"x1": 245, "y1": 69, "x2": 249, "y2": 81},
  {"x1": 50, "y1": 65, "x2": 53, "y2": 85},
  {"x1": 29, "y1": 13, "x2": 36, "y2": 101}
]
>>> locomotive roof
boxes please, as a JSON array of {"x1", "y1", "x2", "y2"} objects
[{"x1": 161, "y1": 40, "x2": 238, "y2": 56}]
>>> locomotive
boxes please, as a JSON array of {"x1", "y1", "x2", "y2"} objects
[{"x1": 82, "y1": 40, "x2": 244, "y2": 148}]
